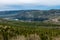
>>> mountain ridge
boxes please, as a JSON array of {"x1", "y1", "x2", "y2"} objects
[{"x1": 0, "y1": 9, "x2": 60, "y2": 21}]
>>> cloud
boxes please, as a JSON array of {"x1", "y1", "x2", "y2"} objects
[
  {"x1": 0, "y1": 0, "x2": 37, "y2": 5},
  {"x1": 0, "y1": 0, "x2": 60, "y2": 10},
  {"x1": 0, "y1": 0, "x2": 60, "y2": 6}
]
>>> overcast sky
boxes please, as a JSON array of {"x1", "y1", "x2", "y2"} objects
[{"x1": 0, "y1": 0, "x2": 60, "y2": 11}]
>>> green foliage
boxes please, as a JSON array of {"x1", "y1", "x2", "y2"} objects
[{"x1": 0, "y1": 20, "x2": 60, "y2": 40}]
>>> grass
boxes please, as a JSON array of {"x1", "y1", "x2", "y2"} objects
[{"x1": 0, "y1": 19, "x2": 60, "y2": 40}]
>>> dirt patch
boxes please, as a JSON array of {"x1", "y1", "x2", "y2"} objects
[
  {"x1": 52, "y1": 36, "x2": 60, "y2": 40},
  {"x1": 9, "y1": 35, "x2": 26, "y2": 40},
  {"x1": 26, "y1": 34, "x2": 40, "y2": 40},
  {"x1": 9, "y1": 34, "x2": 41, "y2": 40}
]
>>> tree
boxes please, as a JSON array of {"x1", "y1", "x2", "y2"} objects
[{"x1": 0, "y1": 25, "x2": 17, "y2": 40}]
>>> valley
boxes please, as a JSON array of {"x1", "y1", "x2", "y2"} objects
[{"x1": 0, "y1": 9, "x2": 60, "y2": 40}]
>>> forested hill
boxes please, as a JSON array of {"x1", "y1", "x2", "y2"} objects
[{"x1": 0, "y1": 9, "x2": 60, "y2": 21}]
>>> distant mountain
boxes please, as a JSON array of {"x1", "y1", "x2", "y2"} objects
[{"x1": 0, "y1": 9, "x2": 60, "y2": 21}]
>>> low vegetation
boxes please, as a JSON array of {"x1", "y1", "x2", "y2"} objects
[{"x1": 0, "y1": 19, "x2": 60, "y2": 40}]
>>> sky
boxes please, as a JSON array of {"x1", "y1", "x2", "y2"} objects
[{"x1": 0, "y1": 0, "x2": 60, "y2": 11}]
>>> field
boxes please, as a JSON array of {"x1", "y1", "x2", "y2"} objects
[{"x1": 0, "y1": 19, "x2": 60, "y2": 40}]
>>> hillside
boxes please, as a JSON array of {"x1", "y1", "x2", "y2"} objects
[
  {"x1": 0, "y1": 9, "x2": 60, "y2": 21},
  {"x1": 0, "y1": 19, "x2": 60, "y2": 40}
]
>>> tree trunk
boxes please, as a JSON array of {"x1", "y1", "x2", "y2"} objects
[{"x1": 2, "y1": 32, "x2": 8, "y2": 40}]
